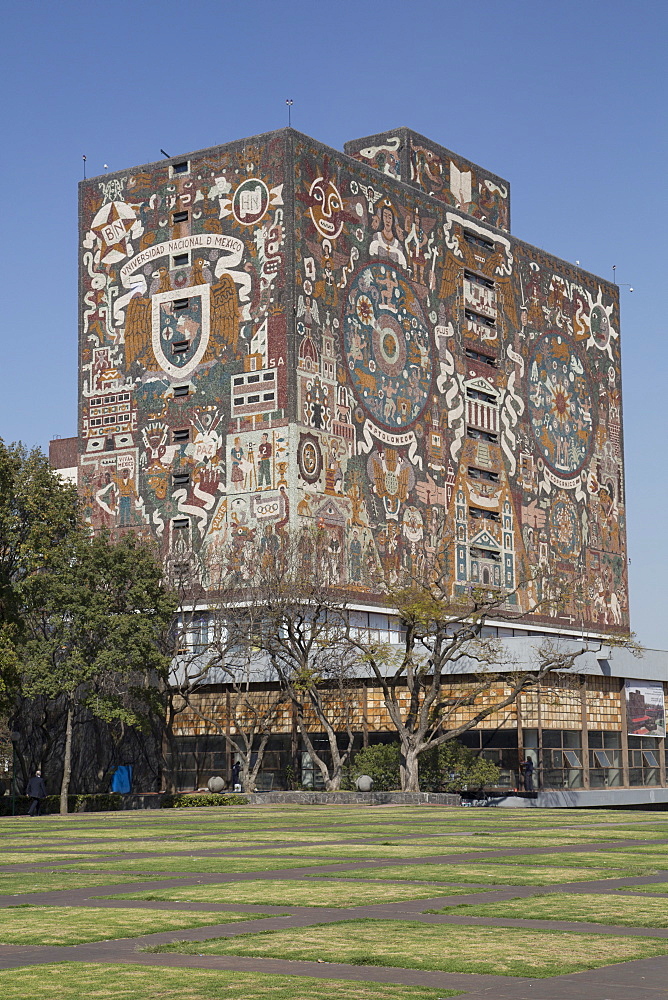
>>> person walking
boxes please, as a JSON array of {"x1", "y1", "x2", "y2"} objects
[
  {"x1": 26, "y1": 770, "x2": 47, "y2": 816},
  {"x1": 231, "y1": 760, "x2": 241, "y2": 792}
]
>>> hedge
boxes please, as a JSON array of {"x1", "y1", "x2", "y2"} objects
[
  {"x1": 161, "y1": 793, "x2": 248, "y2": 808},
  {"x1": 0, "y1": 793, "x2": 123, "y2": 815}
]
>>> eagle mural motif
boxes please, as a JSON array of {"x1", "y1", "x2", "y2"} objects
[{"x1": 123, "y1": 270, "x2": 240, "y2": 372}]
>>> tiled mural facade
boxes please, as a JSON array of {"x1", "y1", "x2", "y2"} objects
[{"x1": 78, "y1": 127, "x2": 627, "y2": 634}]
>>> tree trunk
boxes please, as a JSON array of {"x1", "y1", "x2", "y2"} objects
[
  {"x1": 400, "y1": 745, "x2": 420, "y2": 792},
  {"x1": 60, "y1": 703, "x2": 74, "y2": 815}
]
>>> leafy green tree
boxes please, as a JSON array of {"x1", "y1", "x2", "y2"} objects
[
  {"x1": 20, "y1": 532, "x2": 176, "y2": 813},
  {"x1": 0, "y1": 441, "x2": 79, "y2": 705}
]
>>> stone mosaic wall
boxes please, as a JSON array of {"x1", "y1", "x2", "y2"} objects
[
  {"x1": 290, "y1": 132, "x2": 627, "y2": 633},
  {"x1": 345, "y1": 128, "x2": 510, "y2": 232},
  {"x1": 78, "y1": 127, "x2": 628, "y2": 634}
]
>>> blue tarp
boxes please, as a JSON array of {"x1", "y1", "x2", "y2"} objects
[{"x1": 111, "y1": 764, "x2": 133, "y2": 794}]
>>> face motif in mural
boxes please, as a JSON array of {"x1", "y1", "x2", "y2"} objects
[
  {"x1": 308, "y1": 177, "x2": 344, "y2": 239},
  {"x1": 590, "y1": 304, "x2": 610, "y2": 350},
  {"x1": 528, "y1": 332, "x2": 595, "y2": 478},
  {"x1": 342, "y1": 263, "x2": 433, "y2": 431}
]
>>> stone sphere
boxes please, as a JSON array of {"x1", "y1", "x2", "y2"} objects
[
  {"x1": 207, "y1": 776, "x2": 225, "y2": 793},
  {"x1": 356, "y1": 774, "x2": 373, "y2": 792}
]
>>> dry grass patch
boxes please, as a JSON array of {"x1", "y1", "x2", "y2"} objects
[
  {"x1": 426, "y1": 892, "x2": 668, "y2": 926},
  {"x1": 486, "y1": 851, "x2": 664, "y2": 874},
  {"x1": 146, "y1": 918, "x2": 668, "y2": 977},
  {"x1": 53, "y1": 855, "x2": 332, "y2": 874},
  {"x1": 617, "y1": 883, "x2": 668, "y2": 894},
  {"x1": 100, "y1": 878, "x2": 491, "y2": 907},
  {"x1": 0, "y1": 853, "x2": 96, "y2": 866},
  {"x1": 0, "y1": 963, "x2": 461, "y2": 1000},
  {"x1": 0, "y1": 905, "x2": 268, "y2": 945},
  {"x1": 261, "y1": 842, "x2": 489, "y2": 859},
  {"x1": 317, "y1": 862, "x2": 621, "y2": 885},
  {"x1": 0, "y1": 873, "x2": 178, "y2": 895}
]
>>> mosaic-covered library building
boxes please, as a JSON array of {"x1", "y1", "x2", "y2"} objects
[{"x1": 53, "y1": 123, "x2": 668, "y2": 802}]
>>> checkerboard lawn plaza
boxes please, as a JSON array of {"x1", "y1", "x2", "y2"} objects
[
  {"x1": 0, "y1": 964, "x2": 462, "y2": 1000},
  {"x1": 145, "y1": 919, "x2": 668, "y2": 977}
]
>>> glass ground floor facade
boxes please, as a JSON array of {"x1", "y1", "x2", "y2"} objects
[
  {"x1": 170, "y1": 664, "x2": 667, "y2": 793},
  {"x1": 168, "y1": 726, "x2": 668, "y2": 793}
]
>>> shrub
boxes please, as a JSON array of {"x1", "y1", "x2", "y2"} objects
[
  {"x1": 348, "y1": 740, "x2": 500, "y2": 792},
  {"x1": 161, "y1": 793, "x2": 248, "y2": 808}
]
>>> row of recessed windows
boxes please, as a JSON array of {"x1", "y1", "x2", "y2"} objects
[
  {"x1": 465, "y1": 307, "x2": 496, "y2": 330},
  {"x1": 233, "y1": 372, "x2": 275, "y2": 386},
  {"x1": 468, "y1": 466, "x2": 499, "y2": 483},
  {"x1": 465, "y1": 347, "x2": 496, "y2": 368},
  {"x1": 464, "y1": 230, "x2": 495, "y2": 253},
  {"x1": 466, "y1": 386, "x2": 497, "y2": 405},
  {"x1": 470, "y1": 545, "x2": 501, "y2": 562},
  {"x1": 470, "y1": 507, "x2": 500, "y2": 522},
  {"x1": 90, "y1": 414, "x2": 131, "y2": 427},
  {"x1": 89, "y1": 393, "x2": 131, "y2": 406},
  {"x1": 233, "y1": 392, "x2": 275, "y2": 406},
  {"x1": 467, "y1": 427, "x2": 497, "y2": 443},
  {"x1": 464, "y1": 268, "x2": 495, "y2": 290}
]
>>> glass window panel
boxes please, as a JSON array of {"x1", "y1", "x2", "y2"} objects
[
  {"x1": 523, "y1": 729, "x2": 539, "y2": 749},
  {"x1": 588, "y1": 731, "x2": 603, "y2": 749},
  {"x1": 603, "y1": 732, "x2": 621, "y2": 749},
  {"x1": 563, "y1": 750, "x2": 581, "y2": 767},
  {"x1": 594, "y1": 750, "x2": 611, "y2": 767},
  {"x1": 563, "y1": 731, "x2": 582, "y2": 749},
  {"x1": 643, "y1": 750, "x2": 659, "y2": 767},
  {"x1": 629, "y1": 768, "x2": 644, "y2": 786},
  {"x1": 480, "y1": 730, "x2": 517, "y2": 749}
]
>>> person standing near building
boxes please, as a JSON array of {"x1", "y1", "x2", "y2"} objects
[
  {"x1": 231, "y1": 760, "x2": 242, "y2": 792},
  {"x1": 26, "y1": 770, "x2": 47, "y2": 816},
  {"x1": 522, "y1": 757, "x2": 535, "y2": 792}
]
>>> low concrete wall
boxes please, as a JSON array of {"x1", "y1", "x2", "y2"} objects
[
  {"x1": 243, "y1": 791, "x2": 461, "y2": 806},
  {"x1": 121, "y1": 793, "x2": 167, "y2": 809},
  {"x1": 479, "y1": 787, "x2": 668, "y2": 809}
]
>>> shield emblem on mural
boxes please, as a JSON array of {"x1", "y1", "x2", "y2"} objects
[{"x1": 151, "y1": 285, "x2": 211, "y2": 380}]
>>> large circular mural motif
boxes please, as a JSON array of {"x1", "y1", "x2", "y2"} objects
[
  {"x1": 528, "y1": 332, "x2": 595, "y2": 478},
  {"x1": 342, "y1": 264, "x2": 433, "y2": 430}
]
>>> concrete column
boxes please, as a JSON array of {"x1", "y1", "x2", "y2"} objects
[
  {"x1": 620, "y1": 680, "x2": 630, "y2": 787},
  {"x1": 581, "y1": 678, "x2": 590, "y2": 790}
]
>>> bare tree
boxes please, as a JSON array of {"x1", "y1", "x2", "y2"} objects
[
  {"x1": 201, "y1": 528, "x2": 361, "y2": 791},
  {"x1": 164, "y1": 593, "x2": 289, "y2": 793},
  {"x1": 349, "y1": 574, "x2": 638, "y2": 792}
]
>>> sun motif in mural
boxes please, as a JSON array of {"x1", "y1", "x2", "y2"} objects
[
  {"x1": 342, "y1": 263, "x2": 433, "y2": 431},
  {"x1": 528, "y1": 332, "x2": 595, "y2": 478}
]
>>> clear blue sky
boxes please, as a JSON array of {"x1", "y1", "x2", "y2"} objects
[{"x1": 1, "y1": 0, "x2": 665, "y2": 646}]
